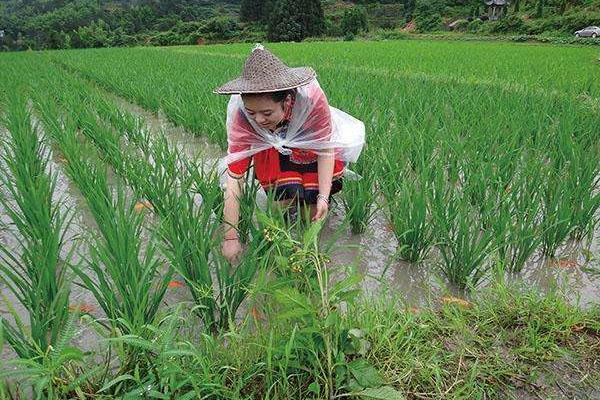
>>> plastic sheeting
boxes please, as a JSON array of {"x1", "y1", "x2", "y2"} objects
[{"x1": 223, "y1": 79, "x2": 365, "y2": 167}]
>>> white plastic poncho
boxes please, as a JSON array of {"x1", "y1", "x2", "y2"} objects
[{"x1": 222, "y1": 79, "x2": 365, "y2": 175}]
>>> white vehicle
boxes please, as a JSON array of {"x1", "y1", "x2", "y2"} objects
[{"x1": 574, "y1": 26, "x2": 600, "y2": 38}]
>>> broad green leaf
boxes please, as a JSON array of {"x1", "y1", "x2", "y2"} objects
[
  {"x1": 348, "y1": 359, "x2": 384, "y2": 388},
  {"x1": 357, "y1": 386, "x2": 405, "y2": 399}
]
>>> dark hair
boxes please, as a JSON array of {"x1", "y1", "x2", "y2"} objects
[{"x1": 242, "y1": 89, "x2": 295, "y2": 104}]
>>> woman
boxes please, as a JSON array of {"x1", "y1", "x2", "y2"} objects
[{"x1": 213, "y1": 45, "x2": 364, "y2": 262}]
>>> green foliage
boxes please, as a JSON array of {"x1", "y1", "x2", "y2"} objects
[
  {"x1": 240, "y1": 0, "x2": 265, "y2": 22},
  {"x1": 267, "y1": 0, "x2": 325, "y2": 42},
  {"x1": 267, "y1": 1, "x2": 304, "y2": 42},
  {"x1": 260, "y1": 218, "x2": 402, "y2": 398},
  {"x1": 487, "y1": 15, "x2": 527, "y2": 34},
  {"x1": 73, "y1": 19, "x2": 111, "y2": 48},
  {"x1": 467, "y1": 18, "x2": 484, "y2": 33},
  {"x1": 341, "y1": 7, "x2": 369, "y2": 36},
  {"x1": 371, "y1": 28, "x2": 411, "y2": 40},
  {"x1": 363, "y1": 2, "x2": 405, "y2": 29},
  {"x1": 200, "y1": 16, "x2": 240, "y2": 41},
  {"x1": 325, "y1": 15, "x2": 343, "y2": 37},
  {"x1": 452, "y1": 18, "x2": 470, "y2": 31},
  {"x1": 0, "y1": 0, "x2": 240, "y2": 50},
  {"x1": 414, "y1": 0, "x2": 445, "y2": 32}
]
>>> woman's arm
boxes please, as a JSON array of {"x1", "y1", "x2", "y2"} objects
[
  {"x1": 224, "y1": 174, "x2": 243, "y2": 236},
  {"x1": 314, "y1": 150, "x2": 335, "y2": 221},
  {"x1": 222, "y1": 174, "x2": 243, "y2": 261}
]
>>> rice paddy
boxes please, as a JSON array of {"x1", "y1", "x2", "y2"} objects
[{"x1": 0, "y1": 39, "x2": 599, "y2": 399}]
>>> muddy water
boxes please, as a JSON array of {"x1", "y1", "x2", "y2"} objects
[
  {"x1": 325, "y1": 204, "x2": 600, "y2": 308},
  {"x1": 2, "y1": 83, "x2": 599, "y2": 368}
]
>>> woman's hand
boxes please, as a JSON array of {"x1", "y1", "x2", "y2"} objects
[
  {"x1": 312, "y1": 196, "x2": 329, "y2": 221},
  {"x1": 222, "y1": 238, "x2": 242, "y2": 263}
]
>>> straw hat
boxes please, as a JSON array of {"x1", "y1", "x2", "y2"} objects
[{"x1": 213, "y1": 44, "x2": 316, "y2": 95}]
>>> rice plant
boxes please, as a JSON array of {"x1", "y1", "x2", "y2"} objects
[
  {"x1": 383, "y1": 175, "x2": 433, "y2": 263},
  {"x1": 237, "y1": 168, "x2": 262, "y2": 244},
  {"x1": 564, "y1": 141, "x2": 600, "y2": 243},
  {"x1": 430, "y1": 172, "x2": 496, "y2": 290},
  {"x1": 539, "y1": 167, "x2": 578, "y2": 257},
  {"x1": 490, "y1": 160, "x2": 545, "y2": 273},
  {"x1": 0, "y1": 95, "x2": 73, "y2": 360},
  {"x1": 342, "y1": 150, "x2": 377, "y2": 235},
  {"x1": 79, "y1": 90, "x2": 269, "y2": 333},
  {"x1": 379, "y1": 149, "x2": 435, "y2": 264},
  {"x1": 36, "y1": 98, "x2": 171, "y2": 346}
]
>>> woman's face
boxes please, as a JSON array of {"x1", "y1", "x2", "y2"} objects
[{"x1": 243, "y1": 94, "x2": 291, "y2": 131}]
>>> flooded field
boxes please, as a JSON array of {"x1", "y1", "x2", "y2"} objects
[{"x1": 1, "y1": 41, "x2": 599, "y2": 399}]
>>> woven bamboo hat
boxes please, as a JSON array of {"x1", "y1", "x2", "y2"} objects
[{"x1": 213, "y1": 44, "x2": 316, "y2": 95}]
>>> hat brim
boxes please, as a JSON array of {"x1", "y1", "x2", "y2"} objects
[{"x1": 213, "y1": 67, "x2": 316, "y2": 95}]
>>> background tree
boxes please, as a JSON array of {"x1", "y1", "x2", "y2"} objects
[
  {"x1": 341, "y1": 7, "x2": 369, "y2": 36},
  {"x1": 413, "y1": 0, "x2": 445, "y2": 32},
  {"x1": 298, "y1": 0, "x2": 325, "y2": 37},
  {"x1": 470, "y1": 0, "x2": 481, "y2": 17},
  {"x1": 240, "y1": 0, "x2": 263, "y2": 22},
  {"x1": 267, "y1": 0, "x2": 304, "y2": 41},
  {"x1": 536, "y1": 0, "x2": 545, "y2": 17},
  {"x1": 403, "y1": 0, "x2": 417, "y2": 21},
  {"x1": 261, "y1": 0, "x2": 275, "y2": 23},
  {"x1": 267, "y1": 0, "x2": 325, "y2": 41}
]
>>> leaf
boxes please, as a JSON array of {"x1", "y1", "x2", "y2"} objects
[
  {"x1": 347, "y1": 359, "x2": 384, "y2": 388},
  {"x1": 308, "y1": 381, "x2": 320, "y2": 395},
  {"x1": 303, "y1": 219, "x2": 323, "y2": 246},
  {"x1": 98, "y1": 374, "x2": 136, "y2": 393},
  {"x1": 357, "y1": 339, "x2": 371, "y2": 356},
  {"x1": 324, "y1": 311, "x2": 340, "y2": 328},
  {"x1": 348, "y1": 328, "x2": 366, "y2": 339},
  {"x1": 337, "y1": 289, "x2": 362, "y2": 303},
  {"x1": 55, "y1": 346, "x2": 84, "y2": 364},
  {"x1": 356, "y1": 386, "x2": 405, "y2": 399},
  {"x1": 274, "y1": 288, "x2": 312, "y2": 313},
  {"x1": 275, "y1": 255, "x2": 289, "y2": 268},
  {"x1": 331, "y1": 273, "x2": 362, "y2": 293},
  {"x1": 108, "y1": 334, "x2": 154, "y2": 350}
]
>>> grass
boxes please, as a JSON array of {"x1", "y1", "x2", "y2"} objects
[{"x1": 352, "y1": 281, "x2": 600, "y2": 399}]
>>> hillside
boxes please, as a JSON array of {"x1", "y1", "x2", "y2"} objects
[
  {"x1": 1, "y1": 0, "x2": 599, "y2": 50},
  {"x1": 0, "y1": 0, "x2": 241, "y2": 49}
]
